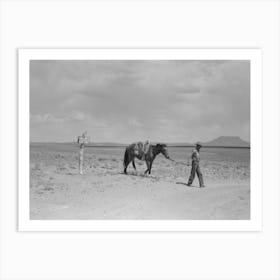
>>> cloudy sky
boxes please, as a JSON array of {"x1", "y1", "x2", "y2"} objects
[{"x1": 30, "y1": 60, "x2": 250, "y2": 143}]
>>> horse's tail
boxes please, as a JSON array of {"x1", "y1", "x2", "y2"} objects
[{"x1": 123, "y1": 148, "x2": 130, "y2": 168}]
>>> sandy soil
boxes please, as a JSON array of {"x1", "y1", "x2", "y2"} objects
[{"x1": 30, "y1": 144, "x2": 250, "y2": 220}]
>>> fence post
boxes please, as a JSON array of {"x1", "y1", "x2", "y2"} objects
[
  {"x1": 79, "y1": 143, "x2": 85, "y2": 175},
  {"x1": 77, "y1": 132, "x2": 90, "y2": 175}
]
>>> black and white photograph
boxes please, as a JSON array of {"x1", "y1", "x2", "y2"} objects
[
  {"x1": 3, "y1": 1, "x2": 280, "y2": 279},
  {"x1": 29, "y1": 56, "x2": 251, "y2": 221}
]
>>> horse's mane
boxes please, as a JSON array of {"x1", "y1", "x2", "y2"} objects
[{"x1": 155, "y1": 143, "x2": 167, "y2": 147}]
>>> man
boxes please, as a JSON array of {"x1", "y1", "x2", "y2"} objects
[{"x1": 187, "y1": 142, "x2": 205, "y2": 188}]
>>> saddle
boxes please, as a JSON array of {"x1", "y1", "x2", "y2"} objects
[
  {"x1": 133, "y1": 141, "x2": 150, "y2": 158},
  {"x1": 133, "y1": 142, "x2": 144, "y2": 156}
]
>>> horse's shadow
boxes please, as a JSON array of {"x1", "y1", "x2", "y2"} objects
[{"x1": 120, "y1": 171, "x2": 158, "y2": 180}]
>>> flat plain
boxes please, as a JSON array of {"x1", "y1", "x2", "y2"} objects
[{"x1": 30, "y1": 143, "x2": 250, "y2": 220}]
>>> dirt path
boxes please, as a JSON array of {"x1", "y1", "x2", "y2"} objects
[{"x1": 30, "y1": 170, "x2": 250, "y2": 220}]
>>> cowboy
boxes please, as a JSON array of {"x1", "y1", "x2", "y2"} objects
[{"x1": 187, "y1": 142, "x2": 205, "y2": 188}]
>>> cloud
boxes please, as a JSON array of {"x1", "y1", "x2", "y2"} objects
[
  {"x1": 30, "y1": 60, "x2": 250, "y2": 142},
  {"x1": 30, "y1": 112, "x2": 86, "y2": 124}
]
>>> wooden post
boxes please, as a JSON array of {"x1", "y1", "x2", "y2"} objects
[
  {"x1": 79, "y1": 143, "x2": 85, "y2": 175},
  {"x1": 77, "y1": 131, "x2": 90, "y2": 175}
]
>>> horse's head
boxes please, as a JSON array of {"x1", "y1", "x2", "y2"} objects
[{"x1": 156, "y1": 143, "x2": 170, "y2": 159}]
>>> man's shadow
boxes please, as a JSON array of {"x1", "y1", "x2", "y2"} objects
[{"x1": 176, "y1": 182, "x2": 196, "y2": 187}]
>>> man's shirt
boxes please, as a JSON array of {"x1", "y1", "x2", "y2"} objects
[{"x1": 191, "y1": 148, "x2": 200, "y2": 163}]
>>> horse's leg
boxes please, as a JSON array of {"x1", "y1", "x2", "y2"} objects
[
  {"x1": 149, "y1": 160, "x2": 154, "y2": 174},
  {"x1": 124, "y1": 158, "x2": 128, "y2": 174},
  {"x1": 132, "y1": 160, "x2": 136, "y2": 171},
  {"x1": 124, "y1": 158, "x2": 132, "y2": 174},
  {"x1": 124, "y1": 152, "x2": 132, "y2": 174},
  {"x1": 144, "y1": 161, "x2": 150, "y2": 174}
]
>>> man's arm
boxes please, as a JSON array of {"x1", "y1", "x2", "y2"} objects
[{"x1": 187, "y1": 150, "x2": 194, "y2": 166}]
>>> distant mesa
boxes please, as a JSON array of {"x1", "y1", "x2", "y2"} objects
[
  {"x1": 167, "y1": 136, "x2": 250, "y2": 148},
  {"x1": 202, "y1": 136, "x2": 250, "y2": 148}
]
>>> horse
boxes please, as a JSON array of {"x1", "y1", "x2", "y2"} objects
[{"x1": 123, "y1": 142, "x2": 170, "y2": 175}]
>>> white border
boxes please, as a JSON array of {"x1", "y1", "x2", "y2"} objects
[{"x1": 18, "y1": 48, "x2": 262, "y2": 231}]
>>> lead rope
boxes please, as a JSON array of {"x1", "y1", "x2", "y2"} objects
[{"x1": 168, "y1": 157, "x2": 189, "y2": 166}]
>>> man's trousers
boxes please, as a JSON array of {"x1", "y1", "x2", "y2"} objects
[{"x1": 187, "y1": 161, "x2": 205, "y2": 187}]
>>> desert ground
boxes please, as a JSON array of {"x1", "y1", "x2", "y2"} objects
[{"x1": 30, "y1": 143, "x2": 250, "y2": 220}]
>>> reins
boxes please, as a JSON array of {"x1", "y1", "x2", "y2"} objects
[{"x1": 168, "y1": 158, "x2": 189, "y2": 166}]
